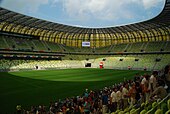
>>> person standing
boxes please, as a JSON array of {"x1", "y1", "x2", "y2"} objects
[
  {"x1": 116, "y1": 87, "x2": 123, "y2": 110},
  {"x1": 128, "y1": 83, "x2": 136, "y2": 106},
  {"x1": 16, "y1": 104, "x2": 22, "y2": 114},
  {"x1": 102, "y1": 90, "x2": 108, "y2": 114},
  {"x1": 122, "y1": 84, "x2": 129, "y2": 109},
  {"x1": 164, "y1": 65, "x2": 170, "y2": 92},
  {"x1": 110, "y1": 88, "x2": 117, "y2": 113},
  {"x1": 149, "y1": 72, "x2": 157, "y2": 93}
]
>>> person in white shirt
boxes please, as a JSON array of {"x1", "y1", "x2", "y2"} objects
[
  {"x1": 110, "y1": 88, "x2": 117, "y2": 112},
  {"x1": 116, "y1": 87, "x2": 123, "y2": 110},
  {"x1": 122, "y1": 84, "x2": 129, "y2": 109},
  {"x1": 149, "y1": 74, "x2": 157, "y2": 92},
  {"x1": 141, "y1": 75, "x2": 150, "y2": 102}
]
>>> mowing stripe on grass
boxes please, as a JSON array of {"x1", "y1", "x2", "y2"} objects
[{"x1": 0, "y1": 68, "x2": 149, "y2": 113}]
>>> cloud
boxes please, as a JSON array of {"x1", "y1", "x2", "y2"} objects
[
  {"x1": 0, "y1": 0, "x2": 49, "y2": 13},
  {"x1": 51, "y1": 0, "x2": 164, "y2": 25},
  {"x1": 52, "y1": 0, "x2": 139, "y2": 21},
  {"x1": 142, "y1": 0, "x2": 164, "y2": 9}
]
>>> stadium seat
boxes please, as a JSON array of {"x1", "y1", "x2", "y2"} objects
[
  {"x1": 115, "y1": 109, "x2": 120, "y2": 114},
  {"x1": 124, "y1": 107, "x2": 130, "y2": 112},
  {"x1": 135, "y1": 108, "x2": 141, "y2": 114},
  {"x1": 152, "y1": 102, "x2": 158, "y2": 108},
  {"x1": 165, "y1": 109, "x2": 170, "y2": 114},
  {"x1": 130, "y1": 108, "x2": 136, "y2": 114},
  {"x1": 130, "y1": 108, "x2": 141, "y2": 114},
  {"x1": 125, "y1": 112, "x2": 130, "y2": 114},
  {"x1": 118, "y1": 111, "x2": 124, "y2": 114},
  {"x1": 155, "y1": 109, "x2": 163, "y2": 114},
  {"x1": 140, "y1": 109, "x2": 147, "y2": 114},
  {"x1": 146, "y1": 108, "x2": 154, "y2": 114},
  {"x1": 130, "y1": 108, "x2": 140, "y2": 114},
  {"x1": 168, "y1": 99, "x2": 170, "y2": 110},
  {"x1": 161, "y1": 102, "x2": 168, "y2": 114},
  {"x1": 141, "y1": 102, "x2": 145, "y2": 107},
  {"x1": 146, "y1": 104, "x2": 152, "y2": 111}
]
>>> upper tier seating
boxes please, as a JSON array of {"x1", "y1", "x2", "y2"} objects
[{"x1": 1, "y1": 35, "x2": 170, "y2": 53}]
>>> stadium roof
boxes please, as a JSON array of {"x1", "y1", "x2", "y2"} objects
[{"x1": 0, "y1": 0, "x2": 170, "y2": 48}]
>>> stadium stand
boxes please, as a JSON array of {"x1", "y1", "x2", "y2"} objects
[
  {"x1": 0, "y1": 54, "x2": 169, "y2": 74},
  {"x1": 2, "y1": 35, "x2": 170, "y2": 53},
  {"x1": 0, "y1": 0, "x2": 170, "y2": 113},
  {"x1": 0, "y1": 36, "x2": 9, "y2": 48},
  {"x1": 0, "y1": 0, "x2": 170, "y2": 48},
  {"x1": 126, "y1": 42, "x2": 143, "y2": 52}
]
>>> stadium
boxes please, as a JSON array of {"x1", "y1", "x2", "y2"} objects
[{"x1": 0, "y1": 0, "x2": 170, "y2": 114}]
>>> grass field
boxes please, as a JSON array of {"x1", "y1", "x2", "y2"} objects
[{"x1": 0, "y1": 68, "x2": 149, "y2": 113}]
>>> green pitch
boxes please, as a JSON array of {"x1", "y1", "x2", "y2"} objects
[{"x1": 0, "y1": 68, "x2": 149, "y2": 113}]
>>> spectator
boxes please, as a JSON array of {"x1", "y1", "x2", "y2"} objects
[
  {"x1": 141, "y1": 74, "x2": 150, "y2": 102},
  {"x1": 110, "y1": 88, "x2": 117, "y2": 112},
  {"x1": 116, "y1": 86, "x2": 123, "y2": 110},
  {"x1": 128, "y1": 83, "x2": 136, "y2": 106},
  {"x1": 122, "y1": 84, "x2": 129, "y2": 109},
  {"x1": 101, "y1": 90, "x2": 109, "y2": 114},
  {"x1": 164, "y1": 65, "x2": 170, "y2": 92},
  {"x1": 149, "y1": 72, "x2": 157, "y2": 93},
  {"x1": 16, "y1": 104, "x2": 22, "y2": 114},
  {"x1": 150, "y1": 85, "x2": 167, "y2": 100},
  {"x1": 84, "y1": 99, "x2": 90, "y2": 114}
]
